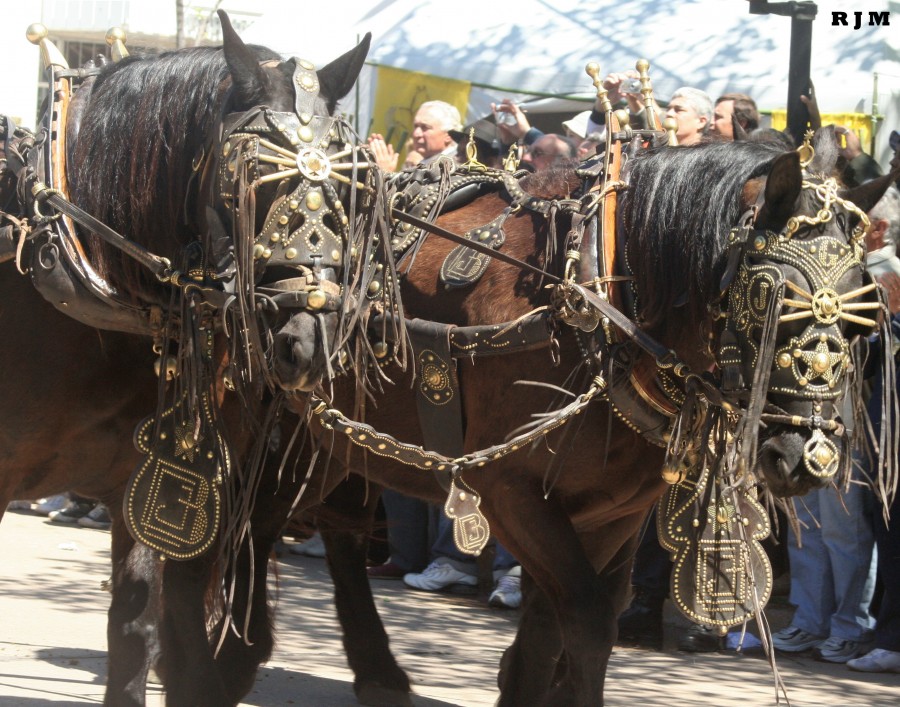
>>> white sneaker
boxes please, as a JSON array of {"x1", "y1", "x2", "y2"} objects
[
  {"x1": 403, "y1": 559, "x2": 477, "y2": 591},
  {"x1": 287, "y1": 532, "x2": 326, "y2": 558},
  {"x1": 489, "y1": 566, "x2": 521, "y2": 609},
  {"x1": 34, "y1": 494, "x2": 68, "y2": 516},
  {"x1": 847, "y1": 648, "x2": 900, "y2": 673}
]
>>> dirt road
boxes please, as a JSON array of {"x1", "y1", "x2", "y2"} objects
[{"x1": 2, "y1": 509, "x2": 899, "y2": 705}]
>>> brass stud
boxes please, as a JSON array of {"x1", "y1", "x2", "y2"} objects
[
  {"x1": 812, "y1": 352, "x2": 830, "y2": 374},
  {"x1": 270, "y1": 233, "x2": 281, "y2": 243},
  {"x1": 798, "y1": 377, "x2": 808, "y2": 386},
  {"x1": 299, "y1": 126, "x2": 314, "y2": 143},
  {"x1": 253, "y1": 244, "x2": 266, "y2": 259},
  {"x1": 368, "y1": 280, "x2": 381, "y2": 295},
  {"x1": 285, "y1": 247, "x2": 297, "y2": 260},
  {"x1": 307, "y1": 289, "x2": 327, "y2": 310},
  {"x1": 306, "y1": 191, "x2": 323, "y2": 210},
  {"x1": 299, "y1": 59, "x2": 315, "y2": 71},
  {"x1": 373, "y1": 342, "x2": 389, "y2": 358},
  {"x1": 331, "y1": 250, "x2": 341, "y2": 260},
  {"x1": 753, "y1": 235, "x2": 767, "y2": 251},
  {"x1": 777, "y1": 352, "x2": 792, "y2": 368},
  {"x1": 289, "y1": 199, "x2": 299, "y2": 210}
]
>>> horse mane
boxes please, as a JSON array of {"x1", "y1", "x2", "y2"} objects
[
  {"x1": 69, "y1": 45, "x2": 280, "y2": 296},
  {"x1": 622, "y1": 141, "x2": 786, "y2": 329},
  {"x1": 518, "y1": 164, "x2": 581, "y2": 198}
]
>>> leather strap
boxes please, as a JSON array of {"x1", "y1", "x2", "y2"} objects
[{"x1": 407, "y1": 319, "x2": 465, "y2": 459}]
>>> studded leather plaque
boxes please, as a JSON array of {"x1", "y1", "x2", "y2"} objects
[
  {"x1": 439, "y1": 211, "x2": 508, "y2": 289},
  {"x1": 657, "y1": 464, "x2": 773, "y2": 629},
  {"x1": 125, "y1": 392, "x2": 229, "y2": 560}
]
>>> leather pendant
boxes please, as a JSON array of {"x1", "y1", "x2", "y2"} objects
[
  {"x1": 443, "y1": 479, "x2": 490, "y2": 556},
  {"x1": 440, "y1": 213, "x2": 507, "y2": 289},
  {"x1": 125, "y1": 391, "x2": 228, "y2": 560},
  {"x1": 658, "y1": 464, "x2": 773, "y2": 629}
]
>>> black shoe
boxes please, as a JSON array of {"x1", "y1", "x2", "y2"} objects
[
  {"x1": 678, "y1": 624, "x2": 724, "y2": 653},
  {"x1": 617, "y1": 591, "x2": 664, "y2": 650}
]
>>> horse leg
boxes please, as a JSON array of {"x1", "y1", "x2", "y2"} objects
[
  {"x1": 105, "y1": 514, "x2": 160, "y2": 706},
  {"x1": 319, "y1": 477, "x2": 412, "y2": 707},
  {"x1": 497, "y1": 570, "x2": 562, "y2": 701},
  {"x1": 490, "y1": 484, "x2": 643, "y2": 707},
  {"x1": 211, "y1": 500, "x2": 289, "y2": 702},
  {"x1": 543, "y1": 527, "x2": 638, "y2": 706},
  {"x1": 158, "y1": 553, "x2": 231, "y2": 706}
]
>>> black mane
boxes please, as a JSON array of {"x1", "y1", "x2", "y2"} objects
[
  {"x1": 622, "y1": 141, "x2": 785, "y2": 328},
  {"x1": 69, "y1": 45, "x2": 281, "y2": 295}
]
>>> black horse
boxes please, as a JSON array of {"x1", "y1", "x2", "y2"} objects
[{"x1": 0, "y1": 11, "x2": 382, "y2": 706}]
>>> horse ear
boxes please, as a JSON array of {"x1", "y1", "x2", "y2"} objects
[
  {"x1": 317, "y1": 33, "x2": 372, "y2": 111},
  {"x1": 844, "y1": 171, "x2": 896, "y2": 215},
  {"x1": 219, "y1": 10, "x2": 268, "y2": 107},
  {"x1": 732, "y1": 114, "x2": 748, "y2": 142},
  {"x1": 757, "y1": 151, "x2": 803, "y2": 229}
]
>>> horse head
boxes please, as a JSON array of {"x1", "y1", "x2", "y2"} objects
[
  {"x1": 66, "y1": 12, "x2": 372, "y2": 392},
  {"x1": 214, "y1": 12, "x2": 374, "y2": 392},
  {"x1": 623, "y1": 132, "x2": 895, "y2": 498},
  {"x1": 729, "y1": 129, "x2": 896, "y2": 496}
]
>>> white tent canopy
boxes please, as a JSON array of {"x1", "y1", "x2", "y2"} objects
[{"x1": 241, "y1": 0, "x2": 897, "y2": 157}]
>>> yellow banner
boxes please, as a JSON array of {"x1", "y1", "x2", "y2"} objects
[
  {"x1": 770, "y1": 110, "x2": 873, "y2": 149},
  {"x1": 371, "y1": 66, "x2": 470, "y2": 161}
]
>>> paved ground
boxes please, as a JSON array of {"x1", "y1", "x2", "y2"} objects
[{"x1": 2, "y1": 508, "x2": 900, "y2": 706}]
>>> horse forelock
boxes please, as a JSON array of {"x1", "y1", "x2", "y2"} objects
[{"x1": 622, "y1": 141, "x2": 785, "y2": 331}]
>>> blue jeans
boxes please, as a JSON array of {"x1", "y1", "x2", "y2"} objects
[
  {"x1": 381, "y1": 490, "x2": 436, "y2": 573},
  {"x1": 786, "y1": 474, "x2": 877, "y2": 641}
]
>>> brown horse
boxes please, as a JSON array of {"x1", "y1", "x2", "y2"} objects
[{"x1": 264, "y1": 133, "x2": 897, "y2": 706}]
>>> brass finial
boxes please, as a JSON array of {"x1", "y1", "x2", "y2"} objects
[
  {"x1": 614, "y1": 109, "x2": 630, "y2": 129},
  {"x1": 26, "y1": 23, "x2": 69, "y2": 70},
  {"x1": 503, "y1": 144, "x2": 519, "y2": 172},
  {"x1": 586, "y1": 62, "x2": 611, "y2": 114},
  {"x1": 635, "y1": 58, "x2": 659, "y2": 128},
  {"x1": 797, "y1": 129, "x2": 815, "y2": 168},
  {"x1": 106, "y1": 27, "x2": 129, "y2": 61},
  {"x1": 663, "y1": 116, "x2": 679, "y2": 146},
  {"x1": 464, "y1": 127, "x2": 486, "y2": 172}
]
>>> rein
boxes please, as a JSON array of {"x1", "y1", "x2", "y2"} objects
[{"x1": 391, "y1": 198, "x2": 726, "y2": 405}]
